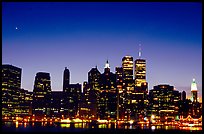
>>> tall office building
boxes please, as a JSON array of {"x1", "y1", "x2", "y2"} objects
[
  {"x1": 63, "y1": 67, "x2": 70, "y2": 92},
  {"x1": 131, "y1": 48, "x2": 148, "y2": 121},
  {"x1": 122, "y1": 56, "x2": 134, "y2": 120},
  {"x1": 88, "y1": 66, "x2": 101, "y2": 90},
  {"x1": 134, "y1": 46, "x2": 146, "y2": 87},
  {"x1": 79, "y1": 81, "x2": 91, "y2": 119},
  {"x1": 122, "y1": 56, "x2": 134, "y2": 87},
  {"x1": 98, "y1": 60, "x2": 117, "y2": 120},
  {"x1": 191, "y1": 78, "x2": 198, "y2": 103},
  {"x1": 135, "y1": 59, "x2": 146, "y2": 87},
  {"x1": 50, "y1": 91, "x2": 66, "y2": 117},
  {"x1": 115, "y1": 67, "x2": 124, "y2": 120},
  {"x1": 190, "y1": 78, "x2": 201, "y2": 118},
  {"x1": 66, "y1": 83, "x2": 82, "y2": 118},
  {"x1": 2, "y1": 64, "x2": 22, "y2": 116},
  {"x1": 148, "y1": 85, "x2": 181, "y2": 121},
  {"x1": 87, "y1": 67, "x2": 101, "y2": 119},
  {"x1": 24, "y1": 91, "x2": 33, "y2": 116},
  {"x1": 32, "y1": 72, "x2": 51, "y2": 117}
]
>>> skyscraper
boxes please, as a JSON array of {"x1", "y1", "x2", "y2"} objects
[
  {"x1": 115, "y1": 67, "x2": 124, "y2": 120},
  {"x1": 50, "y1": 91, "x2": 66, "y2": 117},
  {"x1": 190, "y1": 78, "x2": 201, "y2": 118},
  {"x1": 191, "y1": 78, "x2": 198, "y2": 103},
  {"x1": 99, "y1": 60, "x2": 117, "y2": 120},
  {"x1": 66, "y1": 83, "x2": 82, "y2": 118},
  {"x1": 79, "y1": 81, "x2": 91, "y2": 119},
  {"x1": 32, "y1": 72, "x2": 51, "y2": 117},
  {"x1": 63, "y1": 67, "x2": 70, "y2": 92},
  {"x1": 87, "y1": 67, "x2": 101, "y2": 119},
  {"x1": 2, "y1": 64, "x2": 22, "y2": 116},
  {"x1": 122, "y1": 56, "x2": 134, "y2": 88},
  {"x1": 122, "y1": 56, "x2": 134, "y2": 120},
  {"x1": 88, "y1": 66, "x2": 101, "y2": 90},
  {"x1": 134, "y1": 46, "x2": 146, "y2": 87},
  {"x1": 135, "y1": 59, "x2": 146, "y2": 87},
  {"x1": 131, "y1": 48, "x2": 148, "y2": 121},
  {"x1": 148, "y1": 85, "x2": 181, "y2": 121}
]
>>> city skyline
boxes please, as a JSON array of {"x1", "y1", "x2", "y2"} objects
[{"x1": 2, "y1": 2, "x2": 202, "y2": 100}]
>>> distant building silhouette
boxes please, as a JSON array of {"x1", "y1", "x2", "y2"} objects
[
  {"x1": 181, "y1": 91, "x2": 186, "y2": 101},
  {"x1": 63, "y1": 67, "x2": 70, "y2": 92}
]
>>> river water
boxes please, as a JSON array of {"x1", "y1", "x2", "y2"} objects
[{"x1": 2, "y1": 121, "x2": 202, "y2": 132}]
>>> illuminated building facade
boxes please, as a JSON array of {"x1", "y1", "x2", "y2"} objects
[
  {"x1": 80, "y1": 81, "x2": 98, "y2": 120},
  {"x1": 178, "y1": 98, "x2": 192, "y2": 118},
  {"x1": 115, "y1": 67, "x2": 124, "y2": 120},
  {"x1": 66, "y1": 83, "x2": 82, "y2": 118},
  {"x1": 148, "y1": 85, "x2": 181, "y2": 121},
  {"x1": 88, "y1": 67, "x2": 101, "y2": 119},
  {"x1": 50, "y1": 91, "x2": 66, "y2": 117},
  {"x1": 122, "y1": 56, "x2": 134, "y2": 120},
  {"x1": 88, "y1": 66, "x2": 101, "y2": 90},
  {"x1": 18, "y1": 89, "x2": 33, "y2": 116},
  {"x1": 63, "y1": 67, "x2": 70, "y2": 92},
  {"x1": 98, "y1": 60, "x2": 117, "y2": 120},
  {"x1": 32, "y1": 72, "x2": 51, "y2": 117},
  {"x1": 79, "y1": 81, "x2": 91, "y2": 119},
  {"x1": 190, "y1": 78, "x2": 202, "y2": 118},
  {"x1": 122, "y1": 56, "x2": 134, "y2": 87},
  {"x1": 2, "y1": 64, "x2": 22, "y2": 116},
  {"x1": 191, "y1": 78, "x2": 198, "y2": 103},
  {"x1": 132, "y1": 50, "x2": 148, "y2": 121},
  {"x1": 132, "y1": 82, "x2": 148, "y2": 120},
  {"x1": 135, "y1": 59, "x2": 146, "y2": 87},
  {"x1": 24, "y1": 91, "x2": 33, "y2": 116}
]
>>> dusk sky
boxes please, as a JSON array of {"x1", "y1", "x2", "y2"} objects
[{"x1": 2, "y1": 2, "x2": 202, "y2": 100}]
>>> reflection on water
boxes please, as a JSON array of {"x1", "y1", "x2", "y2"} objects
[{"x1": 2, "y1": 121, "x2": 202, "y2": 132}]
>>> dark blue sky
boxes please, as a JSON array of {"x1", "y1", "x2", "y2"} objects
[{"x1": 2, "y1": 2, "x2": 202, "y2": 100}]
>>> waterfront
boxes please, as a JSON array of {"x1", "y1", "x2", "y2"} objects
[{"x1": 2, "y1": 121, "x2": 202, "y2": 133}]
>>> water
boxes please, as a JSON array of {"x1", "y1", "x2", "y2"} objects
[{"x1": 2, "y1": 121, "x2": 202, "y2": 132}]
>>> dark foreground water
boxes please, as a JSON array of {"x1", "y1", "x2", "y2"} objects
[{"x1": 2, "y1": 121, "x2": 202, "y2": 133}]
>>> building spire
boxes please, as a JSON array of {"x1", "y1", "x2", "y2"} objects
[
  {"x1": 191, "y1": 78, "x2": 197, "y2": 91},
  {"x1": 139, "y1": 44, "x2": 141, "y2": 58},
  {"x1": 105, "y1": 59, "x2": 110, "y2": 68}
]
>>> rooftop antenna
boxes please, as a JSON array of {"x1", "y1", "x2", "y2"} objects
[
  {"x1": 139, "y1": 44, "x2": 142, "y2": 58},
  {"x1": 105, "y1": 58, "x2": 110, "y2": 68}
]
